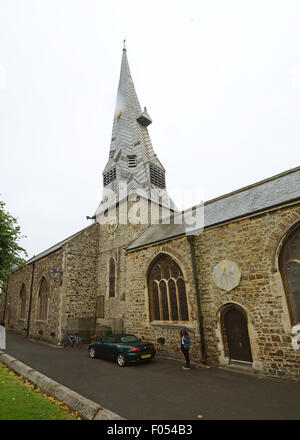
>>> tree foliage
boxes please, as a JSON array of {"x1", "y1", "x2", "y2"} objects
[{"x1": 0, "y1": 200, "x2": 27, "y2": 290}]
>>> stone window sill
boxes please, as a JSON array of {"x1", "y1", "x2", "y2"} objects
[{"x1": 150, "y1": 321, "x2": 191, "y2": 329}]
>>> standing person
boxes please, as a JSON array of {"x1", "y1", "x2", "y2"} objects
[
  {"x1": 180, "y1": 329, "x2": 190, "y2": 370},
  {"x1": 0, "y1": 321, "x2": 6, "y2": 350}
]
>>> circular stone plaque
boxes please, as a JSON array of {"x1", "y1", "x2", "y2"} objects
[{"x1": 212, "y1": 260, "x2": 241, "y2": 292}]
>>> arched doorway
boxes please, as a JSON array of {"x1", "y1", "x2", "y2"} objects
[{"x1": 221, "y1": 304, "x2": 253, "y2": 363}]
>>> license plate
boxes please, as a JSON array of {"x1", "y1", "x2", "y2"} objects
[{"x1": 141, "y1": 354, "x2": 151, "y2": 359}]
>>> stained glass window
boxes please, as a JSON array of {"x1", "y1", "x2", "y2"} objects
[
  {"x1": 279, "y1": 225, "x2": 300, "y2": 324},
  {"x1": 148, "y1": 254, "x2": 189, "y2": 322}
]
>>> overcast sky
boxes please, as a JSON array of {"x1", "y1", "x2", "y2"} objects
[{"x1": 0, "y1": 0, "x2": 299, "y2": 259}]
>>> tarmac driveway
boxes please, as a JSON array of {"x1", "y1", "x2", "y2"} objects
[{"x1": 3, "y1": 333, "x2": 300, "y2": 420}]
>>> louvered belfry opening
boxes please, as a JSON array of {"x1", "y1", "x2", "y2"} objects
[
  {"x1": 148, "y1": 254, "x2": 189, "y2": 322},
  {"x1": 279, "y1": 223, "x2": 300, "y2": 325},
  {"x1": 128, "y1": 155, "x2": 137, "y2": 168},
  {"x1": 38, "y1": 277, "x2": 48, "y2": 321},
  {"x1": 103, "y1": 167, "x2": 116, "y2": 187},
  {"x1": 19, "y1": 284, "x2": 27, "y2": 320},
  {"x1": 149, "y1": 164, "x2": 166, "y2": 189}
]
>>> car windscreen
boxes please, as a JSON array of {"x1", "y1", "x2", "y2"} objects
[
  {"x1": 103, "y1": 337, "x2": 116, "y2": 343},
  {"x1": 120, "y1": 336, "x2": 140, "y2": 343}
]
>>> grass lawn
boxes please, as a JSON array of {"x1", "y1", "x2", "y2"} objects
[{"x1": 0, "y1": 362, "x2": 79, "y2": 420}]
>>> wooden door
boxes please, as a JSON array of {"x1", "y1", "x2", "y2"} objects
[{"x1": 224, "y1": 307, "x2": 253, "y2": 363}]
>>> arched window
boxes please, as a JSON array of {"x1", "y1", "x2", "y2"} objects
[
  {"x1": 38, "y1": 277, "x2": 48, "y2": 321},
  {"x1": 279, "y1": 224, "x2": 300, "y2": 325},
  {"x1": 19, "y1": 284, "x2": 27, "y2": 320},
  {"x1": 148, "y1": 254, "x2": 189, "y2": 322},
  {"x1": 109, "y1": 258, "x2": 116, "y2": 297}
]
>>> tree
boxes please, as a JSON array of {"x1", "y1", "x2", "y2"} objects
[{"x1": 0, "y1": 200, "x2": 27, "y2": 293}]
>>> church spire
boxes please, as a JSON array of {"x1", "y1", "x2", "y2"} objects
[{"x1": 101, "y1": 45, "x2": 175, "y2": 209}]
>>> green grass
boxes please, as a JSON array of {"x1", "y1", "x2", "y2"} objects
[{"x1": 0, "y1": 362, "x2": 78, "y2": 420}]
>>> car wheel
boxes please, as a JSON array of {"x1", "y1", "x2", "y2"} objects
[
  {"x1": 117, "y1": 353, "x2": 127, "y2": 367},
  {"x1": 89, "y1": 347, "x2": 97, "y2": 358}
]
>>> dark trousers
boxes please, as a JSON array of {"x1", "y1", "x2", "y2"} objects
[{"x1": 181, "y1": 346, "x2": 190, "y2": 368}]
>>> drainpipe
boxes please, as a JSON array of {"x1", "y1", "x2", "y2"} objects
[
  {"x1": 57, "y1": 251, "x2": 67, "y2": 345},
  {"x1": 187, "y1": 235, "x2": 207, "y2": 363},
  {"x1": 26, "y1": 262, "x2": 35, "y2": 338}
]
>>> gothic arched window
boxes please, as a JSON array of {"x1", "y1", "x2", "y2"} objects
[
  {"x1": 279, "y1": 224, "x2": 300, "y2": 325},
  {"x1": 148, "y1": 254, "x2": 189, "y2": 322},
  {"x1": 19, "y1": 284, "x2": 27, "y2": 320},
  {"x1": 109, "y1": 258, "x2": 116, "y2": 297},
  {"x1": 38, "y1": 277, "x2": 48, "y2": 321}
]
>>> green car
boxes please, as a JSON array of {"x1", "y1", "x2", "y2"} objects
[{"x1": 88, "y1": 333, "x2": 156, "y2": 367}]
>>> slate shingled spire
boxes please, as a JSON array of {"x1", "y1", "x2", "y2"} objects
[{"x1": 101, "y1": 45, "x2": 176, "y2": 210}]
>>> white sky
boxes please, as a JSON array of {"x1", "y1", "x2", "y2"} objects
[{"x1": 0, "y1": 0, "x2": 299, "y2": 258}]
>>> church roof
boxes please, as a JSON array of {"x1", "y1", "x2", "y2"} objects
[
  {"x1": 126, "y1": 166, "x2": 300, "y2": 251},
  {"x1": 202, "y1": 165, "x2": 300, "y2": 227},
  {"x1": 24, "y1": 225, "x2": 94, "y2": 266}
]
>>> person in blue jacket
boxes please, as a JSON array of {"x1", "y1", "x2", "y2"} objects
[{"x1": 180, "y1": 329, "x2": 190, "y2": 370}]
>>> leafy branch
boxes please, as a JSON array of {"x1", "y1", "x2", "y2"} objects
[{"x1": 0, "y1": 200, "x2": 28, "y2": 295}]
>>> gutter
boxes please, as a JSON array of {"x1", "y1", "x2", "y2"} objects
[
  {"x1": 26, "y1": 262, "x2": 35, "y2": 338},
  {"x1": 187, "y1": 235, "x2": 207, "y2": 363},
  {"x1": 126, "y1": 198, "x2": 300, "y2": 254},
  {"x1": 126, "y1": 232, "x2": 186, "y2": 253}
]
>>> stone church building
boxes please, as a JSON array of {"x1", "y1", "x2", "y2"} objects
[{"x1": 1, "y1": 47, "x2": 300, "y2": 380}]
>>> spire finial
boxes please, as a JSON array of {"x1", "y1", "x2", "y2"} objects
[{"x1": 123, "y1": 38, "x2": 127, "y2": 51}]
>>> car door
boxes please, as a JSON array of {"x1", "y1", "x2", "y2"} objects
[
  {"x1": 94, "y1": 340, "x2": 106, "y2": 358},
  {"x1": 101, "y1": 336, "x2": 117, "y2": 359}
]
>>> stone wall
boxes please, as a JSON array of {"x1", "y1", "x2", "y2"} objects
[
  {"x1": 3, "y1": 223, "x2": 99, "y2": 345},
  {"x1": 125, "y1": 237, "x2": 203, "y2": 363},
  {"x1": 195, "y1": 204, "x2": 300, "y2": 379},
  {"x1": 95, "y1": 200, "x2": 153, "y2": 332},
  {"x1": 0, "y1": 265, "x2": 33, "y2": 335},
  {"x1": 4, "y1": 249, "x2": 64, "y2": 344},
  {"x1": 61, "y1": 223, "x2": 100, "y2": 340}
]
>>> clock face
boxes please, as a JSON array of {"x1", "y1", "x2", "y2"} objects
[
  {"x1": 212, "y1": 260, "x2": 241, "y2": 292},
  {"x1": 106, "y1": 216, "x2": 118, "y2": 234}
]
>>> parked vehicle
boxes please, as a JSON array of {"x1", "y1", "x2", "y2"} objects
[{"x1": 88, "y1": 333, "x2": 156, "y2": 367}]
